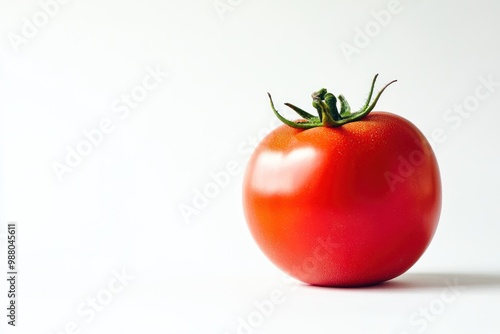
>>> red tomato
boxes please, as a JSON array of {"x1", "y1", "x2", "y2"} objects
[{"x1": 242, "y1": 75, "x2": 441, "y2": 287}]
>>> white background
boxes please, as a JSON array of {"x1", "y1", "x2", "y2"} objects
[{"x1": 1, "y1": 0, "x2": 500, "y2": 333}]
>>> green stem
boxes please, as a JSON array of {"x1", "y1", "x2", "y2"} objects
[{"x1": 267, "y1": 74, "x2": 397, "y2": 129}]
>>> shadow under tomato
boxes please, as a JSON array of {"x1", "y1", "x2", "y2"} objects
[{"x1": 301, "y1": 272, "x2": 500, "y2": 291}]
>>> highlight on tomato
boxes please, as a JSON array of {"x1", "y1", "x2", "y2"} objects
[{"x1": 242, "y1": 74, "x2": 441, "y2": 287}]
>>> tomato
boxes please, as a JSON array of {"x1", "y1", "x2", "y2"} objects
[{"x1": 242, "y1": 75, "x2": 441, "y2": 287}]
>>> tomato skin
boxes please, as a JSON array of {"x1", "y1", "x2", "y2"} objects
[{"x1": 243, "y1": 112, "x2": 441, "y2": 287}]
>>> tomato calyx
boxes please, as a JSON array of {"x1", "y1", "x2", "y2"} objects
[{"x1": 267, "y1": 74, "x2": 397, "y2": 129}]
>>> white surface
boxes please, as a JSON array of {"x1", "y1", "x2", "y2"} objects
[{"x1": 1, "y1": 0, "x2": 500, "y2": 333}]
